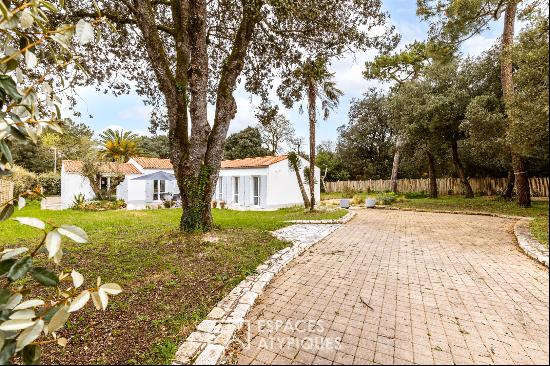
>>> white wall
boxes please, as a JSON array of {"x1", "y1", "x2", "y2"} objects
[
  {"x1": 60, "y1": 167, "x2": 95, "y2": 209},
  {"x1": 218, "y1": 168, "x2": 268, "y2": 210},
  {"x1": 214, "y1": 157, "x2": 320, "y2": 210},
  {"x1": 266, "y1": 157, "x2": 320, "y2": 209}
]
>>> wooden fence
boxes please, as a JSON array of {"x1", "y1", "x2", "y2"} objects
[
  {"x1": 0, "y1": 179, "x2": 14, "y2": 206},
  {"x1": 325, "y1": 177, "x2": 549, "y2": 197}
]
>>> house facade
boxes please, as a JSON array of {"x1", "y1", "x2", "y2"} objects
[{"x1": 60, "y1": 155, "x2": 320, "y2": 210}]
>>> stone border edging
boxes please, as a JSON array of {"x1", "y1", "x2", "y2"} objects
[
  {"x1": 513, "y1": 219, "x2": 549, "y2": 267},
  {"x1": 172, "y1": 224, "x2": 342, "y2": 365},
  {"x1": 286, "y1": 210, "x2": 356, "y2": 224},
  {"x1": 379, "y1": 205, "x2": 549, "y2": 267}
]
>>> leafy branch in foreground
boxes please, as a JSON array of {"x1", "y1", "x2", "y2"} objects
[
  {"x1": 1, "y1": 208, "x2": 122, "y2": 364},
  {"x1": 1, "y1": 2, "x2": 121, "y2": 364}
]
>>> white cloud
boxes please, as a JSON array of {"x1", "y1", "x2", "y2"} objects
[
  {"x1": 461, "y1": 34, "x2": 497, "y2": 57},
  {"x1": 117, "y1": 105, "x2": 153, "y2": 121}
]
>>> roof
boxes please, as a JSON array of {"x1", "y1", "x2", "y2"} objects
[
  {"x1": 221, "y1": 155, "x2": 288, "y2": 169},
  {"x1": 131, "y1": 156, "x2": 174, "y2": 169},
  {"x1": 130, "y1": 155, "x2": 289, "y2": 170},
  {"x1": 62, "y1": 160, "x2": 141, "y2": 175}
]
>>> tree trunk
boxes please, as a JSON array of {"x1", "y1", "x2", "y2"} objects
[
  {"x1": 502, "y1": 166, "x2": 515, "y2": 198},
  {"x1": 450, "y1": 139, "x2": 474, "y2": 198},
  {"x1": 427, "y1": 151, "x2": 438, "y2": 198},
  {"x1": 501, "y1": 1, "x2": 531, "y2": 207},
  {"x1": 307, "y1": 77, "x2": 317, "y2": 211},
  {"x1": 390, "y1": 135, "x2": 403, "y2": 193},
  {"x1": 291, "y1": 161, "x2": 311, "y2": 208}
]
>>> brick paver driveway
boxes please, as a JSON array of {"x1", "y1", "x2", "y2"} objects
[{"x1": 232, "y1": 210, "x2": 549, "y2": 365}]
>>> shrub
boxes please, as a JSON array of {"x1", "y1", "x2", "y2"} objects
[
  {"x1": 163, "y1": 200, "x2": 176, "y2": 208},
  {"x1": 72, "y1": 199, "x2": 126, "y2": 211},
  {"x1": 376, "y1": 192, "x2": 397, "y2": 205},
  {"x1": 342, "y1": 185, "x2": 357, "y2": 198},
  {"x1": 351, "y1": 194, "x2": 363, "y2": 205},
  {"x1": 5, "y1": 166, "x2": 38, "y2": 196},
  {"x1": 212, "y1": 200, "x2": 218, "y2": 208},
  {"x1": 404, "y1": 191, "x2": 429, "y2": 199},
  {"x1": 219, "y1": 200, "x2": 226, "y2": 209},
  {"x1": 37, "y1": 172, "x2": 61, "y2": 196}
]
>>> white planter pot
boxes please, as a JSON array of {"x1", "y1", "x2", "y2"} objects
[
  {"x1": 365, "y1": 198, "x2": 376, "y2": 208},
  {"x1": 340, "y1": 199, "x2": 350, "y2": 209}
]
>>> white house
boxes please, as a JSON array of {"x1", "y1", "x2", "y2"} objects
[{"x1": 60, "y1": 155, "x2": 320, "y2": 210}]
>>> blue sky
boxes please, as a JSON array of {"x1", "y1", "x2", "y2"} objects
[{"x1": 65, "y1": 0, "x2": 504, "y2": 149}]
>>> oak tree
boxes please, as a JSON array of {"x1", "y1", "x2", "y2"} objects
[{"x1": 65, "y1": 0, "x2": 397, "y2": 230}]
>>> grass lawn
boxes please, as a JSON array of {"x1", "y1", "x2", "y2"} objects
[
  {"x1": 531, "y1": 217, "x2": 549, "y2": 248},
  {"x1": 0, "y1": 202, "x2": 345, "y2": 364}
]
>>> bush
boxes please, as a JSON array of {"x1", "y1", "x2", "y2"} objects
[
  {"x1": 404, "y1": 191, "x2": 429, "y2": 199},
  {"x1": 351, "y1": 194, "x2": 363, "y2": 205},
  {"x1": 72, "y1": 199, "x2": 126, "y2": 211},
  {"x1": 342, "y1": 185, "x2": 357, "y2": 198},
  {"x1": 38, "y1": 172, "x2": 61, "y2": 195},
  {"x1": 376, "y1": 192, "x2": 397, "y2": 205},
  {"x1": 5, "y1": 165, "x2": 39, "y2": 196}
]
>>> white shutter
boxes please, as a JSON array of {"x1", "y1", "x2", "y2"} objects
[
  {"x1": 145, "y1": 180, "x2": 153, "y2": 202},
  {"x1": 239, "y1": 176, "x2": 245, "y2": 205},
  {"x1": 260, "y1": 176, "x2": 267, "y2": 208},
  {"x1": 244, "y1": 176, "x2": 251, "y2": 206},
  {"x1": 222, "y1": 176, "x2": 229, "y2": 203}
]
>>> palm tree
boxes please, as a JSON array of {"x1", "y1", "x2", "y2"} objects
[
  {"x1": 290, "y1": 58, "x2": 342, "y2": 211},
  {"x1": 98, "y1": 129, "x2": 140, "y2": 162}
]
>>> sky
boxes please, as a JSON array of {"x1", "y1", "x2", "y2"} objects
[{"x1": 64, "y1": 0, "x2": 504, "y2": 149}]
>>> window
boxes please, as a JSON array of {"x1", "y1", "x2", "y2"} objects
[
  {"x1": 100, "y1": 176, "x2": 110, "y2": 191},
  {"x1": 253, "y1": 176, "x2": 260, "y2": 206},
  {"x1": 233, "y1": 177, "x2": 239, "y2": 203},
  {"x1": 153, "y1": 180, "x2": 166, "y2": 200},
  {"x1": 218, "y1": 179, "x2": 223, "y2": 201}
]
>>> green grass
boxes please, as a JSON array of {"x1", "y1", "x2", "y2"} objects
[
  {"x1": 1, "y1": 202, "x2": 345, "y2": 364},
  {"x1": 1, "y1": 203, "x2": 345, "y2": 245},
  {"x1": 531, "y1": 217, "x2": 549, "y2": 248},
  {"x1": 392, "y1": 195, "x2": 548, "y2": 218}
]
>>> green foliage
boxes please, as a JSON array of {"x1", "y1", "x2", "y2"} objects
[
  {"x1": 376, "y1": 192, "x2": 398, "y2": 205},
  {"x1": 72, "y1": 200, "x2": 127, "y2": 211},
  {"x1": 4, "y1": 166, "x2": 38, "y2": 197},
  {"x1": 337, "y1": 89, "x2": 395, "y2": 179},
  {"x1": 99, "y1": 129, "x2": 140, "y2": 163},
  {"x1": 403, "y1": 191, "x2": 429, "y2": 199},
  {"x1": 136, "y1": 135, "x2": 170, "y2": 159},
  {"x1": 316, "y1": 149, "x2": 349, "y2": 182},
  {"x1": 509, "y1": 12, "x2": 549, "y2": 160},
  {"x1": 0, "y1": 209, "x2": 121, "y2": 364},
  {"x1": 180, "y1": 165, "x2": 213, "y2": 231},
  {"x1": 10, "y1": 119, "x2": 95, "y2": 174},
  {"x1": 530, "y1": 217, "x2": 549, "y2": 248},
  {"x1": 255, "y1": 103, "x2": 295, "y2": 155},
  {"x1": 0, "y1": 3, "x2": 121, "y2": 363},
  {"x1": 37, "y1": 172, "x2": 61, "y2": 196},
  {"x1": 364, "y1": 41, "x2": 429, "y2": 84},
  {"x1": 223, "y1": 127, "x2": 270, "y2": 160}
]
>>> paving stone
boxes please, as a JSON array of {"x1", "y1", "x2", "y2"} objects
[
  {"x1": 207, "y1": 307, "x2": 226, "y2": 320},
  {"x1": 194, "y1": 344, "x2": 225, "y2": 365},
  {"x1": 230, "y1": 210, "x2": 549, "y2": 365},
  {"x1": 173, "y1": 341, "x2": 205, "y2": 363},
  {"x1": 196, "y1": 320, "x2": 218, "y2": 333}
]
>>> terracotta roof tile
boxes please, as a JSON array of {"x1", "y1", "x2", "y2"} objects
[
  {"x1": 221, "y1": 155, "x2": 288, "y2": 169},
  {"x1": 62, "y1": 160, "x2": 141, "y2": 175},
  {"x1": 131, "y1": 155, "x2": 288, "y2": 170},
  {"x1": 131, "y1": 156, "x2": 173, "y2": 169}
]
